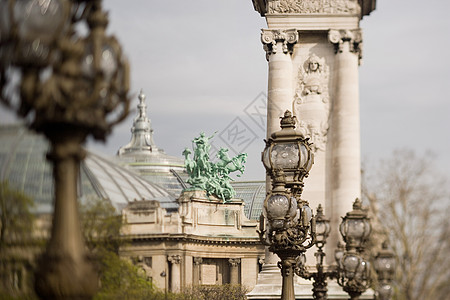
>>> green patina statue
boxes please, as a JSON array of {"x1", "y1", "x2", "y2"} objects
[{"x1": 183, "y1": 132, "x2": 247, "y2": 202}]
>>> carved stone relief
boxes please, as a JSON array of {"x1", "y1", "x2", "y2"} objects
[
  {"x1": 268, "y1": 0, "x2": 361, "y2": 15},
  {"x1": 293, "y1": 53, "x2": 330, "y2": 152}
]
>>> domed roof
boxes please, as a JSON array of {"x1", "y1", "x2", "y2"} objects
[
  {"x1": 116, "y1": 90, "x2": 187, "y2": 195},
  {"x1": 0, "y1": 124, "x2": 53, "y2": 213},
  {"x1": 83, "y1": 151, "x2": 177, "y2": 211},
  {"x1": 0, "y1": 124, "x2": 178, "y2": 214}
]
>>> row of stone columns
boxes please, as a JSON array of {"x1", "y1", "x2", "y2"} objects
[
  {"x1": 168, "y1": 255, "x2": 241, "y2": 292},
  {"x1": 262, "y1": 27, "x2": 362, "y2": 258}
]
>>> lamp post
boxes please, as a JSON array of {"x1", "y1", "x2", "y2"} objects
[
  {"x1": 374, "y1": 241, "x2": 395, "y2": 300},
  {"x1": 259, "y1": 110, "x2": 316, "y2": 300},
  {"x1": 0, "y1": 1, "x2": 129, "y2": 299},
  {"x1": 295, "y1": 204, "x2": 337, "y2": 300},
  {"x1": 335, "y1": 198, "x2": 372, "y2": 300}
]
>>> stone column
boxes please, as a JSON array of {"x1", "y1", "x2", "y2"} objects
[
  {"x1": 168, "y1": 255, "x2": 182, "y2": 292},
  {"x1": 326, "y1": 29, "x2": 363, "y2": 262},
  {"x1": 248, "y1": 29, "x2": 298, "y2": 299},
  {"x1": 262, "y1": 26, "x2": 298, "y2": 283},
  {"x1": 228, "y1": 258, "x2": 241, "y2": 284},
  {"x1": 261, "y1": 29, "x2": 298, "y2": 137},
  {"x1": 193, "y1": 257, "x2": 203, "y2": 286}
]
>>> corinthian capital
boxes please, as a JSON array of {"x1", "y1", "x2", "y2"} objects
[
  {"x1": 228, "y1": 258, "x2": 241, "y2": 267},
  {"x1": 193, "y1": 257, "x2": 203, "y2": 265},
  {"x1": 261, "y1": 29, "x2": 298, "y2": 56},
  {"x1": 328, "y1": 29, "x2": 363, "y2": 61},
  {"x1": 168, "y1": 255, "x2": 181, "y2": 264}
]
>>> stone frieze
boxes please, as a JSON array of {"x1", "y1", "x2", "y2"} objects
[{"x1": 268, "y1": 0, "x2": 361, "y2": 15}]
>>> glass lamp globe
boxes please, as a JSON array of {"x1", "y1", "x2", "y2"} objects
[
  {"x1": 339, "y1": 198, "x2": 371, "y2": 249},
  {"x1": 334, "y1": 242, "x2": 345, "y2": 267},
  {"x1": 1, "y1": 0, "x2": 71, "y2": 65},
  {"x1": 264, "y1": 194, "x2": 296, "y2": 230},
  {"x1": 377, "y1": 284, "x2": 393, "y2": 300},
  {"x1": 81, "y1": 39, "x2": 120, "y2": 81},
  {"x1": 355, "y1": 258, "x2": 370, "y2": 280},
  {"x1": 374, "y1": 241, "x2": 396, "y2": 281},
  {"x1": 296, "y1": 253, "x2": 306, "y2": 268},
  {"x1": 342, "y1": 252, "x2": 362, "y2": 280},
  {"x1": 315, "y1": 204, "x2": 330, "y2": 245},
  {"x1": 262, "y1": 110, "x2": 313, "y2": 187}
]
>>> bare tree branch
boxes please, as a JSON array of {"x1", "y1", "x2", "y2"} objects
[{"x1": 363, "y1": 150, "x2": 450, "y2": 300}]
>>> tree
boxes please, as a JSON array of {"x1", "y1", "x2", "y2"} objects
[
  {"x1": 93, "y1": 249, "x2": 156, "y2": 300},
  {"x1": 79, "y1": 196, "x2": 123, "y2": 253},
  {"x1": 363, "y1": 150, "x2": 450, "y2": 300},
  {"x1": 0, "y1": 181, "x2": 35, "y2": 249},
  {"x1": 0, "y1": 181, "x2": 36, "y2": 297},
  {"x1": 79, "y1": 197, "x2": 155, "y2": 299}
]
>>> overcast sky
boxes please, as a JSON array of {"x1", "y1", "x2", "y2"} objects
[{"x1": 1, "y1": 0, "x2": 449, "y2": 181}]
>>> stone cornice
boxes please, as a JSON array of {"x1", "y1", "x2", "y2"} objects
[
  {"x1": 125, "y1": 233, "x2": 263, "y2": 246},
  {"x1": 261, "y1": 28, "x2": 298, "y2": 56},
  {"x1": 328, "y1": 29, "x2": 363, "y2": 61}
]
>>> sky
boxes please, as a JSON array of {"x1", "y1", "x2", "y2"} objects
[{"x1": 1, "y1": 0, "x2": 449, "y2": 181}]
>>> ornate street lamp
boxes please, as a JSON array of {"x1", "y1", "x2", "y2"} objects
[
  {"x1": 295, "y1": 204, "x2": 336, "y2": 300},
  {"x1": 260, "y1": 110, "x2": 316, "y2": 300},
  {"x1": 374, "y1": 241, "x2": 395, "y2": 300},
  {"x1": 0, "y1": 1, "x2": 129, "y2": 299},
  {"x1": 336, "y1": 198, "x2": 372, "y2": 300}
]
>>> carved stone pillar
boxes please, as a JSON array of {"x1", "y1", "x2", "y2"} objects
[
  {"x1": 262, "y1": 28, "x2": 298, "y2": 137},
  {"x1": 228, "y1": 258, "x2": 241, "y2": 284},
  {"x1": 327, "y1": 29, "x2": 362, "y2": 260},
  {"x1": 261, "y1": 28, "x2": 298, "y2": 273},
  {"x1": 168, "y1": 255, "x2": 182, "y2": 292},
  {"x1": 193, "y1": 257, "x2": 202, "y2": 286}
]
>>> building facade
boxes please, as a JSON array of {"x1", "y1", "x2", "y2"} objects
[{"x1": 121, "y1": 190, "x2": 264, "y2": 292}]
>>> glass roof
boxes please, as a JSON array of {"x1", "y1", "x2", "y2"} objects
[
  {"x1": 0, "y1": 124, "x2": 177, "y2": 214},
  {"x1": 231, "y1": 181, "x2": 266, "y2": 220},
  {"x1": 84, "y1": 152, "x2": 177, "y2": 211}
]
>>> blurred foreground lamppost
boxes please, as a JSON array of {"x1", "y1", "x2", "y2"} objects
[
  {"x1": 373, "y1": 241, "x2": 395, "y2": 300},
  {"x1": 259, "y1": 110, "x2": 316, "y2": 300},
  {"x1": 0, "y1": 0, "x2": 129, "y2": 299}
]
